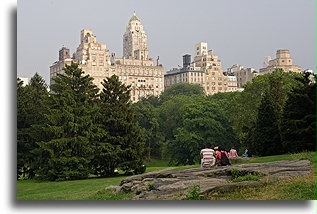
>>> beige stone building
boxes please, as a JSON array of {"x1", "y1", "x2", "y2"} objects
[
  {"x1": 50, "y1": 13, "x2": 164, "y2": 102},
  {"x1": 164, "y1": 68, "x2": 205, "y2": 88},
  {"x1": 227, "y1": 64, "x2": 258, "y2": 88},
  {"x1": 164, "y1": 42, "x2": 238, "y2": 95},
  {"x1": 259, "y1": 49, "x2": 302, "y2": 74}
]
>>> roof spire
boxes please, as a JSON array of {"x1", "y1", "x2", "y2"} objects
[{"x1": 130, "y1": 11, "x2": 139, "y2": 22}]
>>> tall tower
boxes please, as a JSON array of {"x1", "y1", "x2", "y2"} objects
[
  {"x1": 195, "y1": 42, "x2": 208, "y2": 56},
  {"x1": 59, "y1": 47, "x2": 70, "y2": 61},
  {"x1": 123, "y1": 12, "x2": 149, "y2": 60}
]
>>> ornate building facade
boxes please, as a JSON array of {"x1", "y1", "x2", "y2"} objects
[
  {"x1": 164, "y1": 42, "x2": 238, "y2": 95},
  {"x1": 259, "y1": 49, "x2": 302, "y2": 74},
  {"x1": 50, "y1": 13, "x2": 164, "y2": 102}
]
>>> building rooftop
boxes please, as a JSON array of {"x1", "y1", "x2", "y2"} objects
[
  {"x1": 165, "y1": 68, "x2": 205, "y2": 76},
  {"x1": 129, "y1": 12, "x2": 140, "y2": 22}
]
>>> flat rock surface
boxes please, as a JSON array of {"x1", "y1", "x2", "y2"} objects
[{"x1": 118, "y1": 160, "x2": 311, "y2": 200}]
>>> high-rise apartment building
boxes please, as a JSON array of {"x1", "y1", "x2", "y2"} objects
[
  {"x1": 165, "y1": 42, "x2": 238, "y2": 95},
  {"x1": 227, "y1": 64, "x2": 258, "y2": 88},
  {"x1": 195, "y1": 42, "x2": 208, "y2": 57},
  {"x1": 50, "y1": 13, "x2": 164, "y2": 102},
  {"x1": 123, "y1": 12, "x2": 149, "y2": 60},
  {"x1": 259, "y1": 49, "x2": 302, "y2": 74}
]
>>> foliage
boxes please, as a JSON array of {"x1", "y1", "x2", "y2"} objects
[
  {"x1": 280, "y1": 72, "x2": 316, "y2": 153},
  {"x1": 96, "y1": 75, "x2": 146, "y2": 175},
  {"x1": 227, "y1": 69, "x2": 303, "y2": 146},
  {"x1": 17, "y1": 73, "x2": 49, "y2": 179},
  {"x1": 230, "y1": 168, "x2": 241, "y2": 179},
  {"x1": 163, "y1": 98, "x2": 238, "y2": 165},
  {"x1": 159, "y1": 83, "x2": 205, "y2": 103},
  {"x1": 146, "y1": 183, "x2": 155, "y2": 191},
  {"x1": 35, "y1": 63, "x2": 99, "y2": 180},
  {"x1": 132, "y1": 100, "x2": 162, "y2": 159},
  {"x1": 185, "y1": 184, "x2": 203, "y2": 200},
  {"x1": 250, "y1": 92, "x2": 283, "y2": 156}
]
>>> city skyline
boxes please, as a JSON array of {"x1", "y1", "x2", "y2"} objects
[{"x1": 18, "y1": 0, "x2": 316, "y2": 83}]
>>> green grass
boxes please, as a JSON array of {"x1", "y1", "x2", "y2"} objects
[
  {"x1": 17, "y1": 176, "x2": 128, "y2": 200},
  {"x1": 207, "y1": 151, "x2": 316, "y2": 200},
  {"x1": 234, "y1": 151, "x2": 315, "y2": 166},
  {"x1": 144, "y1": 159, "x2": 169, "y2": 167},
  {"x1": 230, "y1": 173, "x2": 261, "y2": 183},
  {"x1": 208, "y1": 172, "x2": 316, "y2": 200},
  {"x1": 17, "y1": 152, "x2": 315, "y2": 200},
  {"x1": 85, "y1": 188, "x2": 132, "y2": 200}
]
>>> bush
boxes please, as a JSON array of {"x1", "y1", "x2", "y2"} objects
[
  {"x1": 185, "y1": 184, "x2": 204, "y2": 200},
  {"x1": 147, "y1": 183, "x2": 154, "y2": 191}
]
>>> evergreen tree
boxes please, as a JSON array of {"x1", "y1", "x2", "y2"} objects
[
  {"x1": 96, "y1": 75, "x2": 146, "y2": 175},
  {"x1": 281, "y1": 72, "x2": 316, "y2": 152},
  {"x1": 17, "y1": 74, "x2": 49, "y2": 179},
  {"x1": 36, "y1": 63, "x2": 99, "y2": 181},
  {"x1": 252, "y1": 92, "x2": 282, "y2": 156}
]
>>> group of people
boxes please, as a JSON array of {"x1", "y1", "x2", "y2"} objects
[{"x1": 200, "y1": 143, "x2": 239, "y2": 168}]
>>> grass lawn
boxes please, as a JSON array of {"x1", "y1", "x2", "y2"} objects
[
  {"x1": 17, "y1": 152, "x2": 315, "y2": 200},
  {"x1": 208, "y1": 151, "x2": 316, "y2": 200},
  {"x1": 17, "y1": 176, "x2": 128, "y2": 200}
]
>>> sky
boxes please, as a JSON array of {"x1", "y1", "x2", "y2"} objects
[{"x1": 17, "y1": 0, "x2": 316, "y2": 84}]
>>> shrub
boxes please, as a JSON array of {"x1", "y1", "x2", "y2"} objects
[
  {"x1": 147, "y1": 183, "x2": 154, "y2": 191},
  {"x1": 185, "y1": 184, "x2": 204, "y2": 200},
  {"x1": 230, "y1": 168, "x2": 241, "y2": 179}
]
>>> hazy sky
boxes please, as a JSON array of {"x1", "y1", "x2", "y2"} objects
[{"x1": 18, "y1": 0, "x2": 315, "y2": 84}]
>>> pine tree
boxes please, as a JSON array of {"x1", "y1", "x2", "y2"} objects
[
  {"x1": 96, "y1": 75, "x2": 146, "y2": 175},
  {"x1": 281, "y1": 72, "x2": 316, "y2": 152},
  {"x1": 36, "y1": 63, "x2": 99, "y2": 181},
  {"x1": 252, "y1": 92, "x2": 283, "y2": 156},
  {"x1": 17, "y1": 74, "x2": 49, "y2": 179}
]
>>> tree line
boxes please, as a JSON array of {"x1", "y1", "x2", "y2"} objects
[
  {"x1": 132, "y1": 69, "x2": 316, "y2": 164},
  {"x1": 17, "y1": 63, "x2": 146, "y2": 181},
  {"x1": 18, "y1": 65, "x2": 316, "y2": 180}
]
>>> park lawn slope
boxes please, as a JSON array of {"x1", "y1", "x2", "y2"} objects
[
  {"x1": 208, "y1": 151, "x2": 316, "y2": 200},
  {"x1": 17, "y1": 152, "x2": 315, "y2": 200}
]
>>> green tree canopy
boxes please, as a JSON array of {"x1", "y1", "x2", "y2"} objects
[
  {"x1": 96, "y1": 75, "x2": 146, "y2": 175},
  {"x1": 281, "y1": 72, "x2": 316, "y2": 153},
  {"x1": 159, "y1": 83, "x2": 205, "y2": 103},
  {"x1": 17, "y1": 73, "x2": 49, "y2": 179},
  {"x1": 162, "y1": 98, "x2": 238, "y2": 165},
  {"x1": 35, "y1": 63, "x2": 99, "y2": 181}
]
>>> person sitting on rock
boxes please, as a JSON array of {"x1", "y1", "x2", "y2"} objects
[
  {"x1": 214, "y1": 147, "x2": 221, "y2": 166},
  {"x1": 216, "y1": 147, "x2": 230, "y2": 166},
  {"x1": 229, "y1": 147, "x2": 239, "y2": 158},
  {"x1": 200, "y1": 143, "x2": 215, "y2": 167}
]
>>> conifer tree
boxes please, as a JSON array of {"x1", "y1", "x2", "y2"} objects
[
  {"x1": 96, "y1": 75, "x2": 146, "y2": 175},
  {"x1": 281, "y1": 72, "x2": 316, "y2": 152},
  {"x1": 36, "y1": 63, "x2": 99, "y2": 181},
  {"x1": 252, "y1": 92, "x2": 283, "y2": 156},
  {"x1": 17, "y1": 74, "x2": 49, "y2": 179}
]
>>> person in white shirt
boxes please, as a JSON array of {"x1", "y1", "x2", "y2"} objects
[{"x1": 200, "y1": 143, "x2": 216, "y2": 167}]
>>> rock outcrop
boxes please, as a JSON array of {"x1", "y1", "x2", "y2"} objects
[{"x1": 117, "y1": 160, "x2": 311, "y2": 200}]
